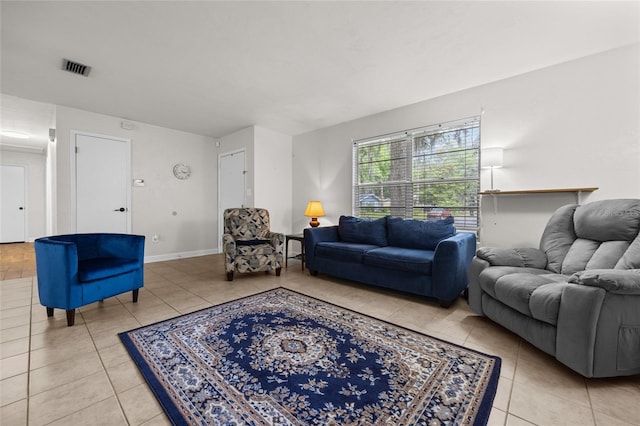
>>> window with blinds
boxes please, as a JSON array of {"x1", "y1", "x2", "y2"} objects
[{"x1": 353, "y1": 116, "x2": 480, "y2": 230}]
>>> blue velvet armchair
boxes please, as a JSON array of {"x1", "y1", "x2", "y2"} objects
[{"x1": 34, "y1": 233, "x2": 145, "y2": 326}]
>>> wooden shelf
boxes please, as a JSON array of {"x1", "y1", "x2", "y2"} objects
[
  {"x1": 479, "y1": 187, "x2": 598, "y2": 196},
  {"x1": 479, "y1": 187, "x2": 599, "y2": 214}
]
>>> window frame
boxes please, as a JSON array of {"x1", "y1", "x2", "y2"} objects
[{"x1": 352, "y1": 116, "x2": 481, "y2": 230}]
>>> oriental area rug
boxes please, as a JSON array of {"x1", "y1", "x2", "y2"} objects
[{"x1": 119, "y1": 288, "x2": 501, "y2": 425}]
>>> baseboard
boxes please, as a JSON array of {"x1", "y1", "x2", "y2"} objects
[{"x1": 144, "y1": 248, "x2": 219, "y2": 263}]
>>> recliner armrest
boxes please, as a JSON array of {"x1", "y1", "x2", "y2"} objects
[
  {"x1": 267, "y1": 232, "x2": 285, "y2": 247},
  {"x1": 568, "y1": 269, "x2": 640, "y2": 295},
  {"x1": 476, "y1": 247, "x2": 547, "y2": 269}
]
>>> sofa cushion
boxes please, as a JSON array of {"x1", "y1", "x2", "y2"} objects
[
  {"x1": 315, "y1": 241, "x2": 379, "y2": 263},
  {"x1": 338, "y1": 216, "x2": 388, "y2": 246},
  {"x1": 529, "y1": 282, "x2": 570, "y2": 326},
  {"x1": 479, "y1": 266, "x2": 552, "y2": 299},
  {"x1": 493, "y1": 273, "x2": 568, "y2": 322},
  {"x1": 363, "y1": 247, "x2": 434, "y2": 275},
  {"x1": 387, "y1": 216, "x2": 455, "y2": 250},
  {"x1": 78, "y1": 257, "x2": 140, "y2": 282},
  {"x1": 574, "y1": 199, "x2": 640, "y2": 242}
]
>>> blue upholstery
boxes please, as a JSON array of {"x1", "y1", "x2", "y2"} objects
[
  {"x1": 35, "y1": 233, "x2": 145, "y2": 326},
  {"x1": 305, "y1": 216, "x2": 476, "y2": 307}
]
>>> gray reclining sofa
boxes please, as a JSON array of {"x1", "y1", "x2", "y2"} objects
[{"x1": 468, "y1": 199, "x2": 640, "y2": 377}]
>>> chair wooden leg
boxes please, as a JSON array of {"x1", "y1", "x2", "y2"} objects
[
  {"x1": 46, "y1": 307, "x2": 54, "y2": 317},
  {"x1": 275, "y1": 267, "x2": 282, "y2": 277},
  {"x1": 132, "y1": 289, "x2": 139, "y2": 303},
  {"x1": 227, "y1": 272, "x2": 234, "y2": 281},
  {"x1": 66, "y1": 309, "x2": 75, "y2": 327}
]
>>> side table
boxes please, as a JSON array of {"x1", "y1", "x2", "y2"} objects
[{"x1": 285, "y1": 233, "x2": 305, "y2": 270}]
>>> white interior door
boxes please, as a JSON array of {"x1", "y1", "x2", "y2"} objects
[
  {"x1": 218, "y1": 149, "x2": 246, "y2": 246},
  {"x1": 74, "y1": 132, "x2": 131, "y2": 233},
  {"x1": 0, "y1": 164, "x2": 26, "y2": 243}
]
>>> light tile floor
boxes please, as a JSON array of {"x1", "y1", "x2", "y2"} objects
[{"x1": 1, "y1": 245, "x2": 639, "y2": 425}]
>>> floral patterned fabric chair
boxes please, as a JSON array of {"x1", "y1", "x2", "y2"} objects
[{"x1": 223, "y1": 208, "x2": 285, "y2": 281}]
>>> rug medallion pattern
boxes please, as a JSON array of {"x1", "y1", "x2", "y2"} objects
[{"x1": 120, "y1": 288, "x2": 500, "y2": 425}]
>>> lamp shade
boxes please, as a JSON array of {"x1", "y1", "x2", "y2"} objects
[
  {"x1": 304, "y1": 201, "x2": 325, "y2": 217},
  {"x1": 481, "y1": 147, "x2": 503, "y2": 168}
]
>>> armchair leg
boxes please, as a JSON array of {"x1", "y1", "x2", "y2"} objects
[
  {"x1": 276, "y1": 267, "x2": 281, "y2": 277},
  {"x1": 132, "y1": 289, "x2": 139, "y2": 303},
  {"x1": 227, "y1": 272, "x2": 234, "y2": 281},
  {"x1": 46, "y1": 307, "x2": 54, "y2": 317},
  {"x1": 66, "y1": 309, "x2": 76, "y2": 326}
]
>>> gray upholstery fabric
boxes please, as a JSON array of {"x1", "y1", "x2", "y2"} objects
[
  {"x1": 529, "y1": 282, "x2": 569, "y2": 326},
  {"x1": 569, "y1": 269, "x2": 640, "y2": 294},
  {"x1": 493, "y1": 273, "x2": 560, "y2": 318},
  {"x1": 539, "y1": 204, "x2": 579, "y2": 273},
  {"x1": 482, "y1": 294, "x2": 556, "y2": 356},
  {"x1": 617, "y1": 235, "x2": 640, "y2": 269},
  {"x1": 476, "y1": 247, "x2": 547, "y2": 269},
  {"x1": 574, "y1": 199, "x2": 640, "y2": 241},
  {"x1": 478, "y1": 266, "x2": 550, "y2": 299},
  {"x1": 468, "y1": 198, "x2": 640, "y2": 377}
]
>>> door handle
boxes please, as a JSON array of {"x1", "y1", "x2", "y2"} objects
[
  {"x1": 113, "y1": 207, "x2": 127, "y2": 212},
  {"x1": 19, "y1": 207, "x2": 24, "y2": 210}
]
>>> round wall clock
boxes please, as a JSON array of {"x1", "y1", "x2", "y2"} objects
[{"x1": 172, "y1": 163, "x2": 192, "y2": 180}]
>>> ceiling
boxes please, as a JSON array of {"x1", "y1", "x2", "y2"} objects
[{"x1": 1, "y1": 1, "x2": 639, "y2": 152}]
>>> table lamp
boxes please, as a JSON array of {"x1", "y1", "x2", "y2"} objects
[{"x1": 304, "y1": 201, "x2": 325, "y2": 227}]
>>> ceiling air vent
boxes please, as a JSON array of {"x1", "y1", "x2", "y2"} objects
[{"x1": 62, "y1": 59, "x2": 91, "y2": 77}]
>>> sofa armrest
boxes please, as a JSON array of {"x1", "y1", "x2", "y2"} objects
[
  {"x1": 467, "y1": 256, "x2": 490, "y2": 315},
  {"x1": 476, "y1": 247, "x2": 547, "y2": 269},
  {"x1": 222, "y1": 233, "x2": 236, "y2": 253},
  {"x1": 556, "y1": 284, "x2": 607, "y2": 377},
  {"x1": 34, "y1": 238, "x2": 79, "y2": 308},
  {"x1": 267, "y1": 232, "x2": 285, "y2": 248},
  {"x1": 568, "y1": 269, "x2": 640, "y2": 295},
  {"x1": 304, "y1": 226, "x2": 339, "y2": 271},
  {"x1": 431, "y1": 232, "x2": 477, "y2": 303}
]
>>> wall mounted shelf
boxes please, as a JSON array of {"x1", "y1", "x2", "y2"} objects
[{"x1": 479, "y1": 187, "x2": 598, "y2": 213}]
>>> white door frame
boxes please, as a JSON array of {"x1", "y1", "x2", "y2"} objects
[
  {"x1": 70, "y1": 130, "x2": 132, "y2": 233},
  {"x1": 217, "y1": 148, "x2": 246, "y2": 248}
]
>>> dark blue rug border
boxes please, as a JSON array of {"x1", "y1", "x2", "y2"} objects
[
  {"x1": 119, "y1": 332, "x2": 189, "y2": 426},
  {"x1": 119, "y1": 287, "x2": 501, "y2": 426}
]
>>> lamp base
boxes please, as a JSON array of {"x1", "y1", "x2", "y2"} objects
[{"x1": 309, "y1": 218, "x2": 320, "y2": 227}]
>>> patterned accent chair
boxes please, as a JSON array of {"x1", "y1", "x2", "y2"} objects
[{"x1": 223, "y1": 208, "x2": 285, "y2": 281}]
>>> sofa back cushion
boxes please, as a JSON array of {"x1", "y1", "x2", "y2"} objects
[
  {"x1": 387, "y1": 216, "x2": 455, "y2": 250},
  {"x1": 224, "y1": 208, "x2": 271, "y2": 240},
  {"x1": 540, "y1": 199, "x2": 640, "y2": 274},
  {"x1": 338, "y1": 216, "x2": 388, "y2": 246}
]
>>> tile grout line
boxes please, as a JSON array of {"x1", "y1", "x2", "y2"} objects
[{"x1": 26, "y1": 276, "x2": 34, "y2": 426}]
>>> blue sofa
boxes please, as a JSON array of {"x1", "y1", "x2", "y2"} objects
[
  {"x1": 304, "y1": 215, "x2": 477, "y2": 307},
  {"x1": 35, "y1": 233, "x2": 145, "y2": 326}
]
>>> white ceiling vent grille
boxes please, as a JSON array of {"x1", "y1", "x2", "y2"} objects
[{"x1": 62, "y1": 59, "x2": 91, "y2": 77}]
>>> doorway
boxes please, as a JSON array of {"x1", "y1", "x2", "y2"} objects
[
  {"x1": 218, "y1": 149, "x2": 246, "y2": 247},
  {"x1": 72, "y1": 131, "x2": 131, "y2": 233},
  {"x1": 0, "y1": 164, "x2": 26, "y2": 242}
]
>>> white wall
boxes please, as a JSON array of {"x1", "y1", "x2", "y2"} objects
[
  {"x1": 0, "y1": 149, "x2": 47, "y2": 241},
  {"x1": 292, "y1": 44, "x2": 640, "y2": 247},
  {"x1": 254, "y1": 126, "x2": 292, "y2": 235},
  {"x1": 218, "y1": 125, "x2": 293, "y2": 235},
  {"x1": 55, "y1": 106, "x2": 218, "y2": 259}
]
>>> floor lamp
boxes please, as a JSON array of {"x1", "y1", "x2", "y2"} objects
[{"x1": 481, "y1": 147, "x2": 503, "y2": 192}]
